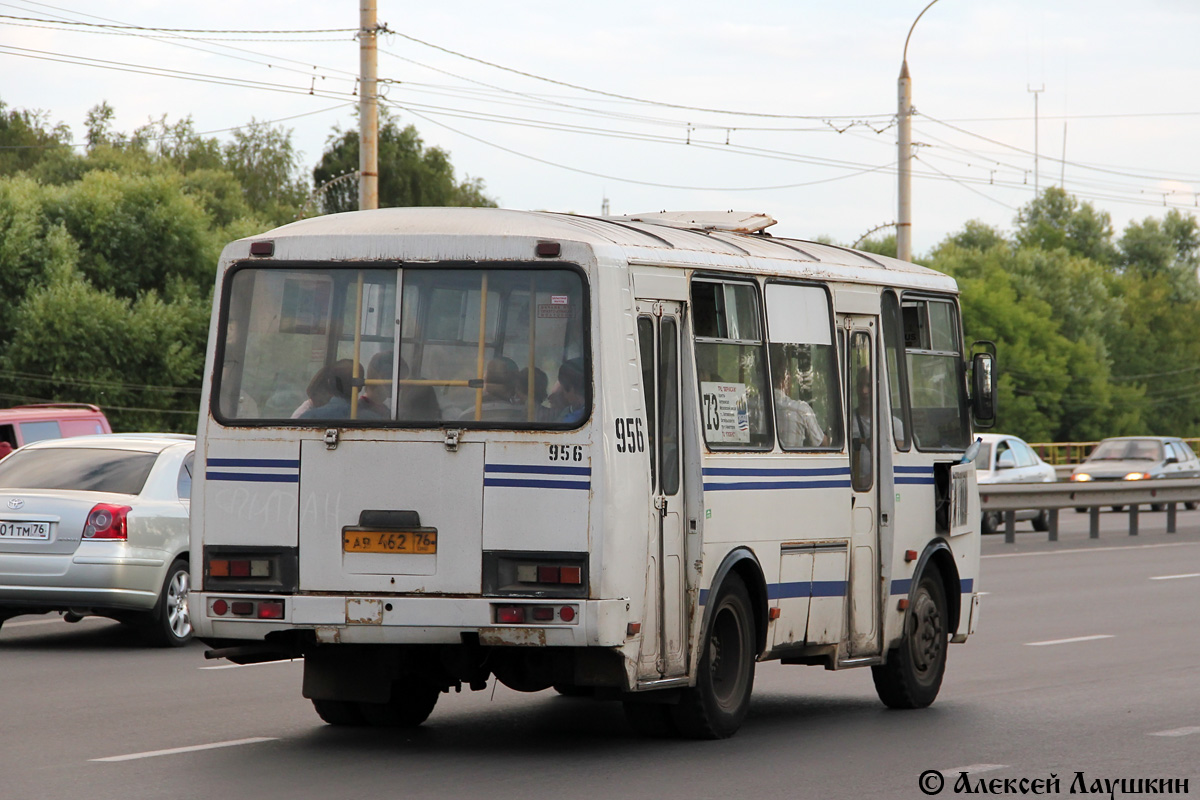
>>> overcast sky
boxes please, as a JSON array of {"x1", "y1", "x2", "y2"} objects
[{"x1": 3, "y1": 1, "x2": 1198, "y2": 255}]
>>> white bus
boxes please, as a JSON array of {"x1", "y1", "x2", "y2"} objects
[{"x1": 192, "y1": 207, "x2": 995, "y2": 739}]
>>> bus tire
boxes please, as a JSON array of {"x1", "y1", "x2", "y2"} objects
[
  {"x1": 670, "y1": 573, "x2": 756, "y2": 739},
  {"x1": 358, "y1": 680, "x2": 440, "y2": 728},
  {"x1": 872, "y1": 563, "x2": 947, "y2": 710},
  {"x1": 311, "y1": 699, "x2": 367, "y2": 726}
]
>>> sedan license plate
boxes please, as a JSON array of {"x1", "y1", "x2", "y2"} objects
[
  {"x1": 343, "y1": 528, "x2": 437, "y2": 554},
  {"x1": 0, "y1": 520, "x2": 51, "y2": 540}
]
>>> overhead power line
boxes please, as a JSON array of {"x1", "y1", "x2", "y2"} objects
[
  {"x1": 389, "y1": 30, "x2": 893, "y2": 122},
  {"x1": 0, "y1": 14, "x2": 356, "y2": 34}
]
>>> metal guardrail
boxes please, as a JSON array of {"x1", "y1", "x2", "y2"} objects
[{"x1": 978, "y1": 478, "x2": 1200, "y2": 543}]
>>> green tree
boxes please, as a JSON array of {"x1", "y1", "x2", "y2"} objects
[
  {"x1": 223, "y1": 118, "x2": 308, "y2": 225},
  {"x1": 930, "y1": 231, "x2": 1143, "y2": 442},
  {"x1": 1, "y1": 261, "x2": 207, "y2": 432},
  {"x1": 0, "y1": 99, "x2": 72, "y2": 175},
  {"x1": 1015, "y1": 186, "x2": 1118, "y2": 266},
  {"x1": 313, "y1": 110, "x2": 497, "y2": 214}
]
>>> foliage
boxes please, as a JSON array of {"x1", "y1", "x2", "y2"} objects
[
  {"x1": 929, "y1": 191, "x2": 1200, "y2": 443},
  {"x1": 312, "y1": 109, "x2": 497, "y2": 214}
]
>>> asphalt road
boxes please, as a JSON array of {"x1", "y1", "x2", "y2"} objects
[{"x1": 4, "y1": 509, "x2": 1198, "y2": 800}]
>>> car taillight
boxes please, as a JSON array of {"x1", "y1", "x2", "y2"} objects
[{"x1": 83, "y1": 504, "x2": 131, "y2": 540}]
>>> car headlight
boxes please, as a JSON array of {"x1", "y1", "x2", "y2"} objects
[
  {"x1": 1123, "y1": 472, "x2": 1152, "y2": 480},
  {"x1": 1071, "y1": 473, "x2": 1093, "y2": 482}
]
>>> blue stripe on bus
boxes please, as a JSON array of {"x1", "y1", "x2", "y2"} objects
[
  {"x1": 205, "y1": 471, "x2": 300, "y2": 484},
  {"x1": 703, "y1": 466, "x2": 851, "y2": 477},
  {"x1": 894, "y1": 466, "x2": 933, "y2": 474},
  {"x1": 702, "y1": 479, "x2": 853, "y2": 491},
  {"x1": 702, "y1": 580, "x2": 848, "y2": 606},
  {"x1": 483, "y1": 478, "x2": 591, "y2": 491},
  {"x1": 485, "y1": 464, "x2": 591, "y2": 476},
  {"x1": 207, "y1": 458, "x2": 299, "y2": 469},
  {"x1": 895, "y1": 477, "x2": 937, "y2": 485}
]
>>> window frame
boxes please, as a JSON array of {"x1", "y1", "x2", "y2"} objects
[
  {"x1": 899, "y1": 292, "x2": 972, "y2": 453},
  {"x1": 211, "y1": 260, "x2": 592, "y2": 430},
  {"x1": 763, "y1": 279, "x2": 843, "y2": 452},
  {"x1": 691, "y1": 275, "x2": 774, "y2": 453}
]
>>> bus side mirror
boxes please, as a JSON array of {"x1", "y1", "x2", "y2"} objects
[{"x1": 970, "y1": 344, "x2": 997, "y2": 429}]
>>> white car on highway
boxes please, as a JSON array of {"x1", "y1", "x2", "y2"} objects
[
  {"x1": 974, "y1": 432, "x2": 1058, "y2": 534},
  {"x1": 0, "y1": 433, "x2": 194, "y2": 645}
]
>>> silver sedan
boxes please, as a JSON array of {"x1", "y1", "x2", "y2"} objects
[{"x1": 0, "y1": 433, "x2": 194, "y2": 645}]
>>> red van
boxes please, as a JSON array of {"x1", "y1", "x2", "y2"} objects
[{"x1": 0, "y1": 404, "x2": 112, "y2": 459}]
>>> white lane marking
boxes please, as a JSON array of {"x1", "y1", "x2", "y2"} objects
[
  {"x1": 90, "y1": 737, "x2": 277, "y2": 762},
  {"x1": 5, "y1": 616, "x2": 107, "y2": 629},
  {"x1": 1150, "y1": 573, "x2": 1200, "y2": 581},
  {"x1": 200, "y1": 658, "x2": 303, "y2": 671},
  {"x1": 984, "y1": 541, "x2": 1200, "y2": 560},
  {"x1": 940, "y1": 764, "x2": 1008, "y2": 776},
  {"x1": 1025, "y1": 634, "x2": 1115, "y2": 647},
  {"x1": 1149, "y1": 726, "x2": 1200, "y2": 737}
]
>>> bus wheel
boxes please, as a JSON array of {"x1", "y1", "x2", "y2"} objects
[
  {"x1": 872, "y1": 564, "x2": 947, "y2": 709},
  {"x1": 671, "y1": 573, "x2": 756, "y2": 739},
  {"x1": 358, "y1": 680, "x2": 440, "y2": 728},
  {"x1": 311, "y1": 699, "x2": 367, "y2": 726}
]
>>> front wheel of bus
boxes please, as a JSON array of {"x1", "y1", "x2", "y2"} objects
[
  {"x1": 671, "y1": 573, "x2": 756, "y2": 739},
  {"x1": 872, "y1": 564, "x2": 947, "y2": 709}
]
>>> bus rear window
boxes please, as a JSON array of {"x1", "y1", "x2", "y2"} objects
[{"x1": 215, "y1": 265, "x2": 588, "y2": 428}]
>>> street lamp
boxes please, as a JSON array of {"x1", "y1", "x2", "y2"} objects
[{"x1": 897, "y1": 0, "x2": 942, "y2": 262}]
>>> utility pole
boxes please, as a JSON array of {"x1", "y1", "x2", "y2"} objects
[
  {"x1": 897, "y1": 58, "x2": 913, "y2": 262},
  {"x1": 1028, "y1": 83, "x2": 1044, "y2": 197},
  {"x1": 359, "y1": 0, "x2": 379, "y2": 211},
  {"x1": 897, "y1": 0, "x2": 941, "y2": 263}
]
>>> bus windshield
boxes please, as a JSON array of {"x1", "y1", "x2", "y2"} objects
[{"x1": 215, "y1": 265, "x2": 588, "y2": 428}]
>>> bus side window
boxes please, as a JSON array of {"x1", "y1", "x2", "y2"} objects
[
  {"x1": 763, "y1": 282, "x2": 841, "y2": 451},
  {"x1": 637, "y1": 316, "x2": 657, "y2": 490},
  {"x1": 691, "y1": 279, "x2": 772, "y2": 451},
  {"x1": 902, "y1": 296, "x2": 970, "y2": 451}
]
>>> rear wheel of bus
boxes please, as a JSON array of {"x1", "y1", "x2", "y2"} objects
[
  {"x1": 312, "y1": 680, "x2": 440, "y2": 728},
  {"x1": 871, "y1": 563, "x2": 947, "y2": 709},
  {"x1": 670, "y1": 573, "x2": 756, "y2": 739}
]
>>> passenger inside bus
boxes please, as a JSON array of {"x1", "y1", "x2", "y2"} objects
[
  {"x1": 515, "y1": 366, "x2": 551, "y2": 421},
  {"x1": 291, "y1": 365, "x2": 333, "y2": 419},
  {"x1": 551, "y1": 358, "x2": 587, "y2": 424},
  {"x1": 772, "y1": 366, "x2": 828, "y2": 448},
  {"x1": 298, "y1": 359, "x2": 362, "y2": 420},
  {"x1": 462, "y1": 357, "x2": 524, "y2": 421},
  {"x1": 358, "y1": 351, "x2": 393, "y2": 418},
  {"x1": 395, "y1": 358, "x2": 441, "y2": 422}
]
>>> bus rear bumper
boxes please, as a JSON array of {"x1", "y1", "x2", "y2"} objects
[{"x1": 193, "y1": 592, "x2": 632, "y2": 648}]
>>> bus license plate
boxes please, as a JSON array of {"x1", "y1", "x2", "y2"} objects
[
  {"x1": 343, "y1": 529, "x2": 437, "y2": 554},
  {"x1": 0, "y1": 520, "x2": 51, "y2": 540}
]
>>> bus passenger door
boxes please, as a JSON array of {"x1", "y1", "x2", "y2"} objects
[
  {"x1": 636, "y1": 301, "x2": 687, "y2": 680},
  {"x1": 844, "y1": 316, "x2": 881, "y2": 657}
]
